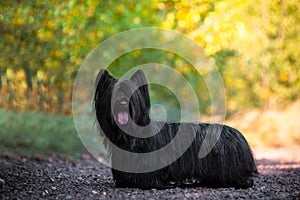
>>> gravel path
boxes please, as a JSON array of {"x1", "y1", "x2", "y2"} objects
[{"x1": 0, "y1": 154, "x2": 299, "y2": 199}]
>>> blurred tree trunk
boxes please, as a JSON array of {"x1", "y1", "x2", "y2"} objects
[
  {"x1": 0, "y1": 71, "x2": 2, "y2": 90},
  {"x1": 23, "y1": 65, "x2": 33, "y2": 91}
]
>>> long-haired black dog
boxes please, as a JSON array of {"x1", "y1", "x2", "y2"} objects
[{"x1": 94, "y1": 69, "x2": 258, "y2": 189}]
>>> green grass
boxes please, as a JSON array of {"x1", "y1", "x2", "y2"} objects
[{"x1": 0, "y1": 109, "x2": 86, "y2": 156}]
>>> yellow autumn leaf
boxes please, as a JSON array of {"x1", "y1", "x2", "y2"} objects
[{"x1": 280, "y1": 72, "x2": 289, "y2": 82}]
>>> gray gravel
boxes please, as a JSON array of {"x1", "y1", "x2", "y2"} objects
[{"x1": 0, "y1": 155, "x2": 299, "y2": 199}]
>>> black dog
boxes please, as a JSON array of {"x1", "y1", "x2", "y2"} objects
[{"x1": 94, "y1": 69, "x2": 258, "y2": 189}]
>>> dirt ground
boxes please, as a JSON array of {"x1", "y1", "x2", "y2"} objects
[
  {"x1": 1, "y1": 101, "x2": 300, "y2": 199},
  {"x1": 225, "y1": 100, "x2": 300, "y2": 149},
  {"x1": 0, "y1": 153, "x2": 299, "y2": 200}
]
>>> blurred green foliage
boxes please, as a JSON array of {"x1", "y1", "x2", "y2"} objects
[
  {"x1": 0, "y1": 109, "x2": 85, "y2": 155},
  {"x1": 0, "y1": 0, "x2": 300, "y2": 154},
  {"x1": 1, "y1": 0, "x2": 299, "y2": 114}
]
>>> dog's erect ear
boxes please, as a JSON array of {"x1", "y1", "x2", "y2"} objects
[
  {"x1": 95, "y1": 69, "x2": 116, "y2": 86},
  {"x1": 130, "y1": 69, "x2": 148, "y2": 86},
  {"x1": 130, "y1": 69, "x2": 151, "y2": 109},
  {"x1": 94, "y1": 69, "x2": 116, "y2": 98},
  {"x1": 97, "y1": 69, "x2": 112, "y2": 81}
]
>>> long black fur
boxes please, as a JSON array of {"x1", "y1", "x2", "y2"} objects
[{"x1": 94, "y1": 69, "x2": 258, "y2": 189}]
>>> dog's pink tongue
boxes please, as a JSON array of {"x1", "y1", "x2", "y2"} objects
[{"x1": 118, "y1": 112, "x2": 129, "y2": 125}]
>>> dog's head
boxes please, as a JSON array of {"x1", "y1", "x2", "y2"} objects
[{"x1": 94, "y1": 69, "x2": 151, "y2": 132}]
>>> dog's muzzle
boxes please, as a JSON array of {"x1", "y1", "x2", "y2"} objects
[{"x1": 112, "y1": 97, "x2": 131, "y2": 125}]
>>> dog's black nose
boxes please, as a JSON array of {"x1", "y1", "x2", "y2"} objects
[{"x1": 118, "y1": 97, "x2": 129, "y2": 107}]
